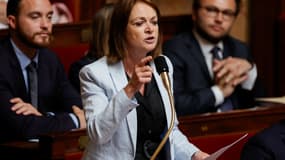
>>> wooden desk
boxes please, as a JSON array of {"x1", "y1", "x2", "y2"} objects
[
  {"x1": 39, "y1": 129, "x2": 86, "y2": 160},
  {"x1": 0, "y1": 129, "x2": 86, "y2": 160},
  {"x1": 1, "y1": 104, "x2": 285, "y2": 159},
  {"x1": 179, "y1": 104, "x2": 285, "y2": 137}
]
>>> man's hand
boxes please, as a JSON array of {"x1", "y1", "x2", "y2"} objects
[
  {"x1": 10, "y1": 98, "x2": 42, "y2": 116},
  {"x1": 215, "y1": 77, "x2": 236, "y2": 98},
  {"x1": 213, "y1": 60, "x2": 236, "y2": 97},
  {"x1": 124, "y1": 56, "x2": 153, "y2": 98},
  {"x1": 213, "y1": 57, "x2": 252, "y2": 97},
  {"x1": 72, "y1": 106, "x2": 86, "y2": 129},
  {"x1": 213, "y1": 57, "x2": 252, "y2": 86}
]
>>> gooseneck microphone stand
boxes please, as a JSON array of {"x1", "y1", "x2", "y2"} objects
[{"x1": 151, "y1": 57, "x2": 175, "y2": 160}]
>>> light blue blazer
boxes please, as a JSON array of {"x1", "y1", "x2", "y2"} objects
[{"x1": 79, "y1": 56, "x2": 199, "y2": 160}]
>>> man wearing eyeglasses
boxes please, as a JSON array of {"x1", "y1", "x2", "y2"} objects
[{"x1": 163, "y1": 0, "x2": 265, "y2": 116}]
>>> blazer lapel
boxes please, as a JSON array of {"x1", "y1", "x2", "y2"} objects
[
  {"x1": 187, "y1": 32, "x2": 212, "y2": 81},
  {"x1": 108, "y1": 61, "x2": 128, "y2": 92},
  {"x1": 151, "y1": 61, "x2": 172, "y2": 128},
  {"x1": 5, "y1": 40, "x2": 29, "y2": 101},
  {"x1": 108, "y1": 61, "x2": 138, "y2": 153}
]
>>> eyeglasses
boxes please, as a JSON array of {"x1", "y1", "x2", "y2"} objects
[{"x1": 199, "y1": 6, "x2": 236, "y2": 21}]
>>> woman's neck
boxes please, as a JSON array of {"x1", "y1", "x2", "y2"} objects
[
  {"x1": 123, "y1": 50, "x2": 147, "y2": 76},
  {"x1": 123, "y1": 57, "x2": 135, "y2": 77}
]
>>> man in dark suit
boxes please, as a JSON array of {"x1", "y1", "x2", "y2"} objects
[
  {"x1": 0, "y1": 0, "x2": 86, "y2": 143},
  {"x1": 241, "y1": 120, "x2": 285, "y2": 160},
  {"x1": 163, "y1": 0, "x2": 264, "y2": 116}
]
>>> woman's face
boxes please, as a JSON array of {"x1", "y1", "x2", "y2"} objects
[{"x1": 126, "y1": 1, "x2": 158, "y2": 55}]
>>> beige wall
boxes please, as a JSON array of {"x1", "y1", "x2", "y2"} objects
[
  {"x1": 153, "y1": 0, "x2": 192, "y2": 16},
  {"x1": 0, "y1": 1, "x2": 7, "y2": 25},
  {"x1": 230, "y1": 0, "x2": 249, "y2": 43}
]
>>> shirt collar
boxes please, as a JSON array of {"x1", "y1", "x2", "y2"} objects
[
  {"x1": 192, "y1": 29, "x2": 224, "y2": 55},
  {"x1": 10, "y1": 39, "x2": 39, "y2": 70}
]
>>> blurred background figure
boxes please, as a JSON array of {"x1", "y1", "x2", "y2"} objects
[
  {"x1": 68, "y1": 3, "x2": 114, "y2": 93},
  {"x1": 163, "y1": 0, "x2": 265, "y2": 116},
  {"x1": 0, "y1": 0, "x2": 73, "y2": 29},
  {"x1": 241, "y1": 119, "x2": 285, "y2": 159},
  {"x1": 51, "y1": 2, "x2": 73, "y2": 24}
]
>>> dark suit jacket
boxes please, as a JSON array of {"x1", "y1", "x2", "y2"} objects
[
  {"x1": 241, "y1": 120, "x2": 285, "y2": 160},
  {"x1": 0, "y1": 38, "x2": 82, "y2": 142},
  {"x1": 163, "y1": 31, "x2": 265, "y2": 116}
]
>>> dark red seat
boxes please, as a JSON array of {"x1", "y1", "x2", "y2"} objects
[{"x1": 50, "y1": 43, "x2": 89, "y2": 73}]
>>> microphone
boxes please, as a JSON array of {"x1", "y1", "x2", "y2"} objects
[
  {"x1": 154, "y1": 56, "x2": 171, "y2": 92},
  {"x1": 154, "y1": 55, "x2": 169, "y2": 73},
  {"x1": 151, "y1": 56, "x2": 175, "y2": 160}
]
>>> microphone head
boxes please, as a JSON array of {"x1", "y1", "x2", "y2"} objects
[{"x1": 154, "y1": 56, "x2": 169, "y2": 74}]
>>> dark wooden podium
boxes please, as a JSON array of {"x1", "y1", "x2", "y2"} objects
[
  {"x1": 179, "y1": 104, "x2": 285, "y2": 160},
  {"x1": 39, "y1": 129, "x2": 86, "y2": 160},
  {"x1": 0, "y1": 129, "x2": 86, "y2": 160},
  {"x1": 179, "y1": 104, "x2": 285, "y2": 138}
]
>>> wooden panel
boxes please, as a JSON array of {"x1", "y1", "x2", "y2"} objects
[
  {"x1": 179, "y1": 104, "x2": 285, "y2": 137},
  {"x1": 160, "y1": 15, "x2": 192, "y2": 41},
  {"x1": 80, "y1": 0, "x2": 106, "y2": 21},
  {"x1": 0, "y1": 15, "x2": 192, "y2": 46},
  {"x1": 0, "y1": 21, "x2": 91, "y2": 47},
  {"x1": 249, "y1": 1, "x2": 280, "y2": 96},
  {"x1": 39, "y1": 129, "x2": 86, "y2": 160},
  {"x1": 50, "y1": 21, "x2": 91, "y2": 47},
  {"x1": 1, "y1": 104, "x2": 285, "y2": 159},
  {"x1": 277, "y1": 1, "x2": 285, "y2": 95},
  {"x1": 0, "y1": 129, "x2": 86, "y2": 160}
]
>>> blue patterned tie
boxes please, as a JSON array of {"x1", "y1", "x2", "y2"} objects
[
  {"x1": 211, "y1": 46, "x2": 233, "y2": 111},
  {"x1": 26, "y1": 61, "x2": 38, "y2": 108}
]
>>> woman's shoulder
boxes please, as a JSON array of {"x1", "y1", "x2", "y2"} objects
[{"x1": 80, "y1": 56, "x2": 108, "y2": 75}]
